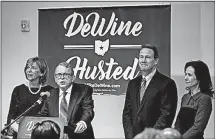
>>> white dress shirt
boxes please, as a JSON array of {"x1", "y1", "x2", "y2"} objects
[
  {"x1": 58, "y1": 84, "x2": 87, "y2": 128},
  {"x1": 59, "y1": 84, "x2": 73, "y2": 114},
  {"x1": 142, "y1": 68, "x2": 157, "y2": 89}
]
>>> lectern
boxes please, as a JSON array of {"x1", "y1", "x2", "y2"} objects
[{"x1": 17, "y1": 117, "x2": 64, "y2": 139}]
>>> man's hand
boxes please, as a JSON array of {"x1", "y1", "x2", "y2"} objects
[{"x1": 74, "y1": 121, "x2": 87, "y2": 133}]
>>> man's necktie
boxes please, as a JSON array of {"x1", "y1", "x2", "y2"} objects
[
  {"x1": 60, "y1": 92, "x2": 70, "y2": 139},
  {"x1": 60, "y1": 92, "x2": 68, "y2": 124},
  {"x1": 140, "y1": 78, "x2": 147, "y2": 102}
]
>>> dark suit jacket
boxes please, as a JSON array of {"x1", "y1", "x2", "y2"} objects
[
  {"x1": 39, "y1": 83, "x2": 95, "y2": 139},
  {"x1": 122, "y1": 71, "x2": 178, "y2": 139}
]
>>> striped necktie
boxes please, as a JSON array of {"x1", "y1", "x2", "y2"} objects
[
  {"x1": 60, "y1": 92, "x2": 68, "y2": 124},
  {"x1": 140, "y1": 78, "x2": 147, "y2": 102}
]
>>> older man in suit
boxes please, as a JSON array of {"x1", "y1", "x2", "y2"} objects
[
  {"x1": 39, "y1": 62, "x2": 95, "y2": 139},
  {"x1": 123, "y1": 44, "x2": 178, "y2": 139}
]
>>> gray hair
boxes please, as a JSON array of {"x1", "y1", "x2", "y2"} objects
[{"x1": 56, "y1": 62, "x2": 74, "y2": 75}]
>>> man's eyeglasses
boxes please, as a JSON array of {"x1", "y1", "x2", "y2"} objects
[{"x1": 55, "y1": 73, "x2": 72, "y2": 79}]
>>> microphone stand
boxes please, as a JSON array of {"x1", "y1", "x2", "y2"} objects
[{"x1": 1, "y1": 99, "x2": 42, "y2": 135}]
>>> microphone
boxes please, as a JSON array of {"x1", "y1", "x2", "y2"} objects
[
  {"x1": 1, "y1": 92, "x2": 50, "y2": 135},
  {"x1": 35, "y1": 91, "x2": 50, "y2": 105}
]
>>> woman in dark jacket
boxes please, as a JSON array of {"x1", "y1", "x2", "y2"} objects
[
  {"x1": 6, "y1": 57, "x2": 54, "y2": 138},
  {"x1": 174, "y1": 60, "x2": 214, "y2": 139}
]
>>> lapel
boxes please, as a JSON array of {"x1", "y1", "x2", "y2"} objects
[
  {"x1": 136, "y1": 71, "x2": 159, "y2": 116},
  {"x1": 67, "y1": 83, "x2": 80, "y2": 121},
  {"x1": 134, "y1": 76, "x2": 142, "y2": 107},
  {"x1": 51, "y1": 88, "x2": 59, "y2": 117}
]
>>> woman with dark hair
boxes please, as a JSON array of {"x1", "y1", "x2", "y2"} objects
[
  {"x1": 31, "y1": 120, "x2": 61, "y2": 139},
  {"x1": 175, "y1": 60, "x2": 214, "y2": 139},
  {"x1": 6, "y1": 57, "x2": 54, "y2": 138}
]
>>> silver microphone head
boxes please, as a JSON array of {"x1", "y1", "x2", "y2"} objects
[
  {"x1": 36, "y1": 92, "x2": 50, "y2": 105},
  {"x1": 40, "y1": 91, "x2": 50, "y2": 97}
]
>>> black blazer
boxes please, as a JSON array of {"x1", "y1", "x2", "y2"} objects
[
  {"x1": 39, "y1": 83, "x2": 95, "y2": 139},
  {"x1": 123, "y1": 71, "x2": 178, "y2": 139}
]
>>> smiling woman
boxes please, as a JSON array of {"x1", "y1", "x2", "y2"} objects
[
  {"x1": 5, "y1": 57, "x2": 54, "y2": 139},
  {"x1": 174, "y1": 60, "x2": 214, "y2": 139},
  {"x1": 184, "y1": 66, "x2": 199, "y2": 91}
]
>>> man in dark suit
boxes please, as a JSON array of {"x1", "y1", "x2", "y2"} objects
[
  {"x1": 39, "y1": 62, "x2": 95, "y2": 139},
  {"x1": 122, "y1": 44, "x2": 178, "y2": 139}
]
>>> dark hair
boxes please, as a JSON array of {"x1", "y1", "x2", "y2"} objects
[
  {"x1": 31, "y1": 120, "x2": 60, "y2": 139},
  {"x1": 141, "y1": 44, "x2": 159, "y2": 59},
  {"x1": 24, "y1": 57, "x2": 49, "y2": 85},
  {"x1": 134, "y1": 128, "x2": 162, "y2": 139},
  {"x1": 184, "y1": 60, "x2": 214, "y2": 97}
]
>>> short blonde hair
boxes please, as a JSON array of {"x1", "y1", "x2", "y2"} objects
[{"x1": 24, "y1": 57, "x2": 49, "y2": 85}]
